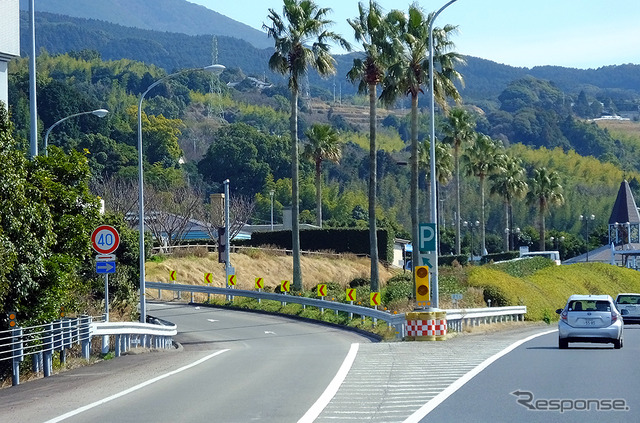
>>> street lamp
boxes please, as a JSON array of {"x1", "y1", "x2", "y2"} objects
[
  {"x1": 429, "y1": 0, "x2": 459, "y2": 309},
  {"x1": 269, "y1": 190, "x2": 275, "y2": 231},
  {"x1": 137, "y1": 64, "x2": 225, "y2": 323},
  {"x1": 463, "y1": 220, "x2": 480, "y2": 262},
  {"x1": 44, "y1": 109, "x2": 109, "y2": 156},
  {"x1": 580, "y1": 214, "x2": 595, "y2": 262},
  {"x1": 550, "y1": 235, "x2": 565, "y2": 250}
]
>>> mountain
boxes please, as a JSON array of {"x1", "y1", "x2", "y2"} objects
[
  {"x1": 18, "y1": 8, "x2": 640, "y2": 106},
  {"x1": 18, "y1": 0, "x2": 271, "y2": 49}
]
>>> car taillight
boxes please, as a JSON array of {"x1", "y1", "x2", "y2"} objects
[
  {"x1": 561, "y1": 311, "x2": 567, "y2": 321},
  {"x1": 612, "y1": 312, "x2": 618, "y2": 324}
]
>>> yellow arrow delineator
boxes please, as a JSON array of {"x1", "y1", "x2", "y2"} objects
[
  {"x1": 370, "y1": 292, "x2": 380, "y2": 306},
  {"x1": 255, "y1": 277, "x2": 264, "y2": 289},
  {"x1": 228, "y1": 274, "x2": 236, "y2": 286},
  {"x1": 169, "y1": 270, "x2": 177, "y2": 281},
  {"x1": 204, "y1": 273, "x2": 213, "y2": 284},
  {"x1": 317, "y1": 284, "x2": 327, "y2": 297},
  {"x1": 281, "y1": 280, "x2": 290, "y2": 292},
  {"x1": 346, "y1": 288, "x2": 356, "y2": 302}
]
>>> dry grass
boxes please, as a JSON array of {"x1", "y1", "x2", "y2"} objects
[{"x1": 146, "y1": 250, "x2": 398, "y2": 292}]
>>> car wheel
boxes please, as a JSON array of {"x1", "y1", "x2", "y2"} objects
[
  {"x1": 559, "y1": 338, "x2": 568, "y2": 349},
  {"x1": 614, "y1": 338, "x2": 623, "y2": 349}
]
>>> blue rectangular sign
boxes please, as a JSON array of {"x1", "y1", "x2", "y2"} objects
[{"x1": 96, "y1": 261, "x2": 116, "y2": 274}]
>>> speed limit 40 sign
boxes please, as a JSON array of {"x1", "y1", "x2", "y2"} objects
[{"x1": 91, "y1": 225, "x2": 120, "y2": 254}]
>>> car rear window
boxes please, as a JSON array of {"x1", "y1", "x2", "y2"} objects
[
  {"x1": 616, "y1": 295, "x2": 640, "y2": 304},
  {"x1": 568, "y1": 300, "x2": 611, "y2": 312}
]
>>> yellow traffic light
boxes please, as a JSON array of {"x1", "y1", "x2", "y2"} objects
[{"x1": 415, "y1": 266, "x2": 430, "y2": 304}]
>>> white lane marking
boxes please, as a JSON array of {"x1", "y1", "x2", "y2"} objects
[
  {"x1": 44, "y1": 349, "x2": 230, "y2": 423},
  {"x1": 264, "y1": 331, "x2": 277, "y2": 335},
  {"x1": 403, "y1": 329, "x2": 557, "y2": 423},
  {"x1": 207, "y1": 319, "x2": 218, "y2": 323},
  {"x1": 298, "y1": 343, "x2": 360, "y2": 423}
]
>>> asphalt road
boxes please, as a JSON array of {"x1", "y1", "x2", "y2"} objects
[
  {"x1": 0, "y1": 302, "x2": 373, "y2": 423},
  {"x1": 417, "y1": 325, "x2": 640, "y2": 423}
]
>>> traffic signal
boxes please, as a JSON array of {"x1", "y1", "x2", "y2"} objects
[
  {"x1": 415, "y1": 266, "x2": 430, "y2": 305},
  {"x1": 217, "y1": 227, "x2": 226, "y2": 263},
  {"x1": 8, "y1": 311, "x2": 17, "y2": 328}
]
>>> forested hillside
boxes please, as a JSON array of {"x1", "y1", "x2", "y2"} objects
[{"x1": 19, "y1": 0, "x2": 271, "y2": 48}]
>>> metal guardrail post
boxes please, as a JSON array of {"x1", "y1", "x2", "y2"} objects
[
  {"x1": 43, "y1": 322, "x2": 53, "y2": 377},
  {"x1": 12, "y1": 327, "x2": 23, "y2": 386},
  {"x1": 81, "y1": 315, "x2": 91, "y2": 360},
  {"x1": 115, "y1": 334, "x2": 121, "y2": 357}
]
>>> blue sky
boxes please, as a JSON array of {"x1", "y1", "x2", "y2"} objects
[{"x1": 190, "y1": 0, "x2": 639, "y2": 69}]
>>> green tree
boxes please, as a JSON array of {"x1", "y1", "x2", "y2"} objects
[
  {"x1": 198, "y1": 123, "x2": 289, "y2": 197},
  {"x1": 462, "y1": 134, "x2": 505, "y2": 256},
  {"x1": 264, "y1": 0, "x2": 349, "y2": 291},
  {"x1": 303, "y1": 123, "x2": 342, "y2": 228},
  {"x1": 380, "y1": 4, "x2": 464, "y2": 277},
  {"x1": 443, "y1": 108, "x2": 475, "y2": 254},
  {"x1": 0, "y1": 103, "x2": 102, "y2": 327},
  {"x1": 347, "y1": 0, "x2": 399, "y2": 292},
  {"x1": 489, "y1": 155, "x2": 528, "y2": 251},
  {"x1": 526, "y1": 167, "x2": 565, "y2": 251}
]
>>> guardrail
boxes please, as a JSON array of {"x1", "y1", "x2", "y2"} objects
[
  {"x1": 444, "y1": 306, "x2": 527, "y2": 332},
  {"x1": 146, "y1": 282, "x2": 527, "y2": 338},
  {"x1": 1, "y1": 315, "x2": 177, "y2": 386},
  {"x1": 147, "y1": 281, "x2": 407, "y2": 337}
]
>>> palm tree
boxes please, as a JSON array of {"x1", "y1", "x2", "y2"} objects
[
  {"x1": 443, "y1": 108, "x2": 475, "y2": 255},
  {"x1": 303, "y1": 123, "x2": 342, "y2": 228},
  {"x1": 380, "y1": 4, "x2": 464, "y2": 275},
  {"x1": 347, "y1": 1, "x2": 399, "y2": 292},
  {"x1": 264, "y1": 0, "x2": 349, "y2": 291},
  {"x1": 418, "y1": 138, "x2": 453, "y2": 254},
  {"x1": 526, "y1": 167, "x2": 565, "y2": 251},
  {"x1": 462, "y1": 133, "x2": 505, "y2": 256},
  {"x1": 489, "y1": 155, "x2": 528, "y2": 251}
]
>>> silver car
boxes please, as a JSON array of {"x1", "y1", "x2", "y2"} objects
[
  {"x1": 556, "y1": 294, "x2": 626, "y2": 349},
  {"x1": 615, "y1": 293, "x2": 640, "y2": 324}
]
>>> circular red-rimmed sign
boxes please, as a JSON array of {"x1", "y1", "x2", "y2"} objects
[{"x1": 91, "y1": 225, "x2": 120, "y2": 254}]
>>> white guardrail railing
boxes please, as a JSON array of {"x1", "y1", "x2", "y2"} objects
[
  {"x1": 0, "y1": 315, "x2": 176, "y2": 386},
  {"x1": 146, "y1": 282, "x2": 527, "y2": 338}
]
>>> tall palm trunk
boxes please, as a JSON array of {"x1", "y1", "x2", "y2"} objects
[
  {"x1": 369, "y1": 82, "x2": 379, "y2": 292},
  {"x1": 291, "y1": 87, "x2": 302, "y2": 291},
  {"x1": 539, "y1": 199, "x2": 546, "y2": 251},
  {"x1": 503, "y1": 199, "x2": 509, "y2": 251},
  {"x1": 315, "y1": 159, "x2": 322, "y2": 227},
  {"x1": 480, "y1": 174, "x2": 486, "y2": 255},
  {"x1": 454, "y1": 145, "x2": 461, "y2": 254}
]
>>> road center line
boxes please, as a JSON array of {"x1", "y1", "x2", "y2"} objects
[
  {"x1": 44, "y1": 349, "x2": 230, "y2": 423},
  {"x1": 297, "y1": 343, "x2": 360, "y2": 423},
  {"x1": 403, "y1": 329, "x2": 557, "y2": 423}
]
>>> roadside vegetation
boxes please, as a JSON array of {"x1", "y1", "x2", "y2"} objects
[{"x1": 147, "y1": 249, "x2": 640, "y2": 335}]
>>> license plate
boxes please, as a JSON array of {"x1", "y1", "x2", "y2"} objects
[{"x1": 583, "y1": 318, "x2": 596, "y2": 326}]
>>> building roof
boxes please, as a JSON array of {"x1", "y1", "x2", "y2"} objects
[{"x1": 608, "y1": 180, "x2": 640, "y2": 224}]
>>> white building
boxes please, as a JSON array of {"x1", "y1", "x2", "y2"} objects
[{"x1": 0, "y1": 0, "x2": 20, "y2": 109}]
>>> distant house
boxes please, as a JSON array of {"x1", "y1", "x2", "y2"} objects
[{"x1": 0, "y1": 0, "x2": 20, "y2": 109}]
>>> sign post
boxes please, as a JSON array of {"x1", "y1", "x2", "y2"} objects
[
  {"x1": 91, "y1": 226, "x2": 120, "y2": 322},
  {"x1": 419, "y1": 223, "x2": 437, "y2": 307}
]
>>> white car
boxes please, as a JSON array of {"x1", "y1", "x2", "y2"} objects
[
  {"x1": 556, "y1": 294, "x2": 626, "y2": 349},
  {"x1": 615, "y1": 293, "x2": 640, "y2": 324}
]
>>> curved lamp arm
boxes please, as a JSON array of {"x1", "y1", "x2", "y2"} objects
[{"x1": 44, "y1": 108, "x2": 109, "y2": 156}]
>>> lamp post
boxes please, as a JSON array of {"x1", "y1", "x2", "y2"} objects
[
  {"x1": 137, "y1": 64, "x2": 225, "y2": 323},
  {"x1": 580, "y1": 214, "x2": 595, "y2": 262},
  {"x1": 44, "y1": 109, "x2": 109, "y2": 156},
  {"x1": 550, "y1": 235, "x2": 565, "y2": 250},
  {"x1": 270, "y1": 190, "x2": 275, "y2": 231},
  {"x1": 463, "y1": 220, "x2": 479, "y2": 262},
  {"x1": 429, "y1": 0, "x2": 459, "y2": 309}
]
